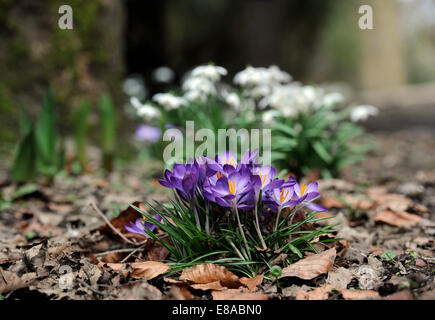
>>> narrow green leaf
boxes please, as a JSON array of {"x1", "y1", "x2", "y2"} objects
[{"x1": 11, "y1": 126, "x2": 38, "y2": 182}]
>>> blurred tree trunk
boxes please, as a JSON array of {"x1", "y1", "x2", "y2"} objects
[{"x1": 360, "y1": 0, "x2": 407, "y2": 89}]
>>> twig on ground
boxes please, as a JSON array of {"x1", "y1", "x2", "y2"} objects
[
  {"x1": 93, "y1": 247, "x2": 143, "y2": 257},
  {"x1": 120, "y1": 245, "x2": 146, "y2": 263}
]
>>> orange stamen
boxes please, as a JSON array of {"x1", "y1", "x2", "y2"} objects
[
  {"x1": 229, "y1": 180, "x2": 236, "y2": 194},
  {"x1": 259, "y1": 173, "x2": 267, "y2": 187},
  {"x1": 217, "y1": 172, "x2": 223, "y2": 179},
  {"x1": 280, "y1": 188, "x2": 289, "y2": 203},
  {"x1": 300, "y1": 184, "x2": 307, "y2": 196}
]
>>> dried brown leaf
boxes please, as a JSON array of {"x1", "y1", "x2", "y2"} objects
[
  {"x1": 212, "y1": 288, "x2": 270, "y2": 300},
  {"x1": 130, "y1": 261, "x2": 170, "y2": 280},
  {"x1": 340, "y1": 288, "x2": 379, "y2": 300},
  {"x1": 374, "y1": 209, "x2": 421, "y2": 227},
  {"x1": 280, "y1": 248, "x2": 336, "y2": 280},
  {"x1": 321, "y1": 195, "x2": 345, "y2": 209},
  {"x1": 190, "y1": 281, "x2": 227, "y2": 291},
  {"x1": 179, "y1": 264, "x2": 241, "y2": 288},
  {"x1": 239, "y1": 275, "x2": 263, "y2": 292},
  {"x1": 296, "y1": 284, "x2": 379, "y2": 300},
  {"x1": 0, "y1": 268, "x2": 28, "y2": 294}
]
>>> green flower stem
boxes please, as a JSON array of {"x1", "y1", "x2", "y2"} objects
[
  {"x1": 205, "y1": 201, "x2": 211, "y2": 235},
  {"x1": 225, "y1": 236, "x2": 245, "y2": 261},
  {"x1": 191, "y1": 200, "x2": 201, "y2": 231},
  {"x1": 232, "y1": 203, "x2": 251, "y2": 260},
  {"x1": 254, "y1": 196, "x2": 267, "y2": 249},
  {"x1": 274, "y1": 207, "x2": 283, "y2": 232}
]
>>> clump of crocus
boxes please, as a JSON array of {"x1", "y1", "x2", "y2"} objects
[{"x1": 128, "y1": 150, "x2": 334, "y2": 276}]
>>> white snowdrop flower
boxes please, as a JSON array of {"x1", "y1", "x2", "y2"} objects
[
  {"x1": 152, "y1": 93, "x2": 187, "y2": 111},
  {"x1": 182, "y1": 77, "x2": 216, "y2": 96},
  {"x1": 322, "y1": 92, "x2": 344, "y2": 106},
  {"x1": 184, "y1": 90, "x2": 207, "y2": 102},
  {"x1": 262, "y1": 110, "x2": 281, "y2": 125},
  {"x1": 152, "y1": 66, "x2": 175, "y2": 83},
  {"x1": 281, "y1": 106, "x2": 299, "y2": 118},
  {"x1": 225, "y1": 92, "x2": 240, "y2": 109},
  {"x1": 350, "y1": 105, "x2": 379, "y2": 122},
  {"x1": 234, "y1": 66, "x2": 268, "y2": 87},
  {"x1": 130, "y1": 97, "x2": 162, "y2": 121},
  {"x1": 191, "y1": 65, "x2": 227, "y2": 82},
  {"x1": 249, "y1": 84, "x2": 271, "y2": 100},
  {"x1": 123, "y1": 75, "x2": 147, "y2": 99},
  {"x1": 259, "y1": 83, "x2": 300, "y2": 110},
  {"x1": 268, "y1": 65, "x2": 292, "y2": 83},
  {"x1": 301, "y1": 86, "x2": 317, "y2": 103}
]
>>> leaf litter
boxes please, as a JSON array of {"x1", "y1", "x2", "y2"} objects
[{"x1": 0, "y1": 131, "x2": 434, "y2": 300}]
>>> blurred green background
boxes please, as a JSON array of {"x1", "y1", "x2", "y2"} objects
[{"x1": 1, "y1": 0, "x2": 434, "y2": 146}]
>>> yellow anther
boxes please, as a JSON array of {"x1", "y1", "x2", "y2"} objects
[
  {"x1": 217, "y1": 172, "x2": 223, "y2": 179},
  {"x1": 259, "y1": 173, "x2": 267, "y2": 187},
  {"x1": 300, "y1": 184, "x2": 307, "y2": 196},
  {"x1": 225, "y1": 157, "x2": 235, "y2": 166},
  {"x1": 280, "y1": 188, "x2": 289, "y2": 203},
  {"x1": 229, "y1": 179, "x2": 236, "y2": 194}
]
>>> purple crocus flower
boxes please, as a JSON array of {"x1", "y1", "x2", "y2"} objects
[
  {"x1": 135, "y1": 125, "x2": 161, "y2": 143},
  {"x1": 264, "y1": 182, "x2": 299, "y2": 212},
  {"x1": 125, "y1": 214, "x2": 162, "y2": 236},
  {"x1": 292, "y1": 181, "x2": 326, "y2": 212},
  {"x1": 159, "y1": 162, "x2": 200, "y2": 200},
  {"x1": 203, "y1": 168, "x2": 256, "y2": 210}
]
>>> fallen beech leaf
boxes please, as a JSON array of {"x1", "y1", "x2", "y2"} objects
[
  {"x1": 0, "y1": 268, "x2": 28, "y2": 294},
  {"x1": 144, "y1": 242, "x2": 170, "y2": 261},
  {"x1": 344, "y1": 195, "x2": 374, "y2": 210},
  {"x1": 212, "y1": 288, "x2": 270, "y2": 300},
  {"x1": 131, "y1": 261, "x2": 170, "y2": 280},
  {"x1": 98, "y1": 262, "x2": 130, "y2": 276},
  {"x1": 296, "y1": 284, "x2": 379, "y2": 300},
  {"x1": 280, "y1": 248, "x2": 336, "y2": 280},
  {"x1": 163, "y1": 277, "x2": 187, "y2": 285},
  {"x1": 368, "y1": 190, "x2": 413, "y2": 212},
  {"x1": 296, "y1": 285, "x2": 333, "y2": 300},
  {"x1": 374, "y1": 210, "x2": 421, "y2": 227},
  {"x1": 240, "y1": 275, "x2": 263, "y2": 292},
  {"x1": 385, "y1": 290, "x2": 413, "y2": 300},
  {"x1": 340, "y1": 288, "x2": 379, "y2": 300},
  {"x1": 321, "y1": 195, "x2": 345, "y2": 209},
  {"x1": 180, "y1": 264, "x2": 241, "y2": 288},
  {"x1": 190, "y1": 281, "x2": 227, "y2": 291}
]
